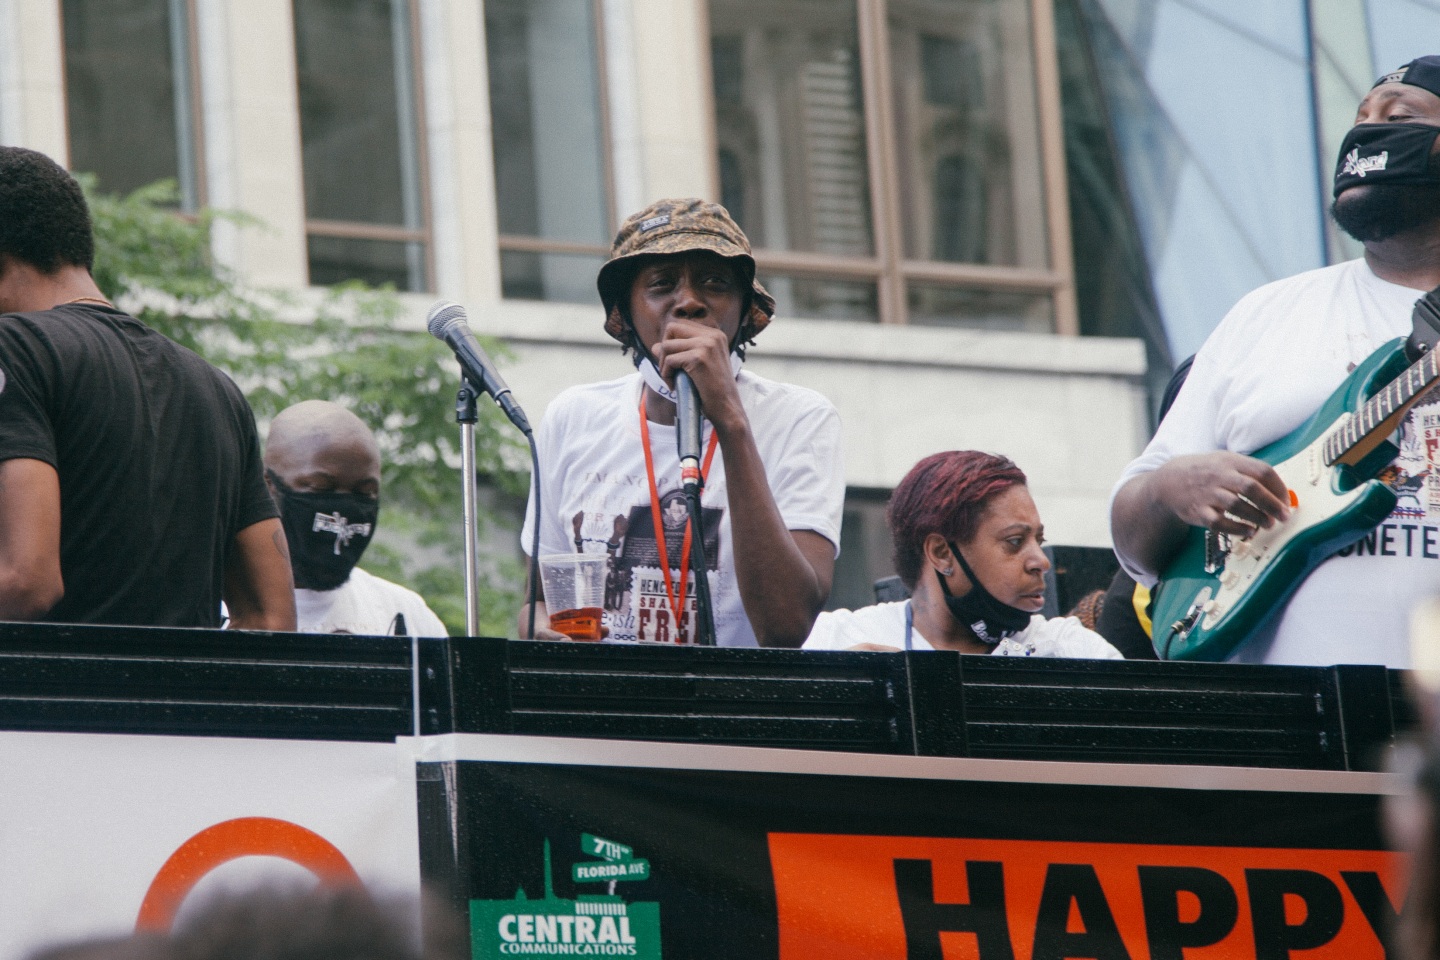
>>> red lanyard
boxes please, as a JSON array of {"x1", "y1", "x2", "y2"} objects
[{"x1": 639, "y1": 396, "x2": 719, "y2": 634}]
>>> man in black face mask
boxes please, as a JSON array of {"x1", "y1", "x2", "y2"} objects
[
  {"x1": 1110, "y1": 56, "x2": 1440, "y2": 667},
  {"x1": 265, "y1": 401, "x2": 446, "y2": 637}
]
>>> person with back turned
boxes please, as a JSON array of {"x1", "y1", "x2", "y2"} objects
[
  {"x1": 1109, "y1": 57, "x2": 1440, "y2": 666},
  {"x1": 517, "y1": 198, "x2": 844, "y2": 647},
  {"x1": 0, "y1": 146, "x2": 294, "y2": 629}
]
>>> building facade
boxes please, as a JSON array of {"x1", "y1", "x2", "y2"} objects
[{"x1": 0, "y1": 0, "x2": 1154, "y2": 609}]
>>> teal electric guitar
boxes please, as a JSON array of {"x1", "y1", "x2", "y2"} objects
[{"x1": 1151, "y1": 337, "x2": 1440, "y2": 661}]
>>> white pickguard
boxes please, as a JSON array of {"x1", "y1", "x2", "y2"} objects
[{"x1": 1199, "y1": 418, "x2": 1369, "y2": 630}]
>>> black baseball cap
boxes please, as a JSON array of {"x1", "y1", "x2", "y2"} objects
[{"x1": 1374, "y1": 55, "x2": 1440, "y2": 98}]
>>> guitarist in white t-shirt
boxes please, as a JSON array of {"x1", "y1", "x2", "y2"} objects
[{"x1": 1109, "y1": 56, "x2": 1440, "y2": 667}]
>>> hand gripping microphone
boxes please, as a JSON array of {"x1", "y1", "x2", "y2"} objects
[
  {"x1": 675, "y1": 371, "x2": 704, "y2": 490},
  {"x1": 426, "y1": 300, "x2": 531, "y2": 434}
]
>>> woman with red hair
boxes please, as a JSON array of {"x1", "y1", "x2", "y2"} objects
[{"x1": 804, "y1": 451, "x2": 1121, "y2": 656}]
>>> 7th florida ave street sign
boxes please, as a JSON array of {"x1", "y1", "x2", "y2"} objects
[
  {"x1": 574, "y1": 860, "x2": 650, "y2": 882},
  {"x1": 575, "y1": 833, "x2": 650, "y2": 883}
]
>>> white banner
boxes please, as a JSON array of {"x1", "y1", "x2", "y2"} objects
[{"x1": 0, "y1": 731, "x2": 419, "y2": 960}]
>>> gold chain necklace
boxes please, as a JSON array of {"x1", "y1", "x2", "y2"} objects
[{"x1": 61, "y1": 296, "x2": 113, "y2": 308}]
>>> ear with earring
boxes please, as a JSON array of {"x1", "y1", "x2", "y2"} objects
[{"x1": 926, "y1": 534, "x2": 955, "y2": 578}]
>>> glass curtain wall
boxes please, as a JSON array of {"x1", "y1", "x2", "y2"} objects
[
  {"x1": 1062, "y1": 0, "x2": 1440, "y2": 366},
  {"x1": 486, "y1": 0, "x2": 611, "y2": 304},
  {"x1": 294, "y1": 0, "x2": 429, "y2": 291},
  {"x1": 63, "y1": 0, "x2": 201, "y2": 209},
  {"x1": 709, "y1": 0, "x2": 1059, "y2": 330},
  {"x1": 1052, "y1": 0, "x2": 1168, "y2": 409},
  {"x1": 1308, "y1": 0, "x2": 1371, "y2": 265}
]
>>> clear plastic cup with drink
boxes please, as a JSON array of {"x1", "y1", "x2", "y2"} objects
[{"x1": 538, "y1": 554, "x2": 607, "y2": 641}]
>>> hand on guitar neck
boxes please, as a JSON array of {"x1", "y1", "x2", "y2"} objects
[{"x1": 1114, "y1": 451, "x2": 1293, "y2": 577}]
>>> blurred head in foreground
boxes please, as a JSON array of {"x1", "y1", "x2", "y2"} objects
[{"x1": 28, "y1": 886, "x2": 464, "y2": 960}]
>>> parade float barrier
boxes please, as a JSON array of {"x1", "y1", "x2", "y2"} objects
[{"x1": 0, "y1": 623, "x2": 1410, "y2": 959}]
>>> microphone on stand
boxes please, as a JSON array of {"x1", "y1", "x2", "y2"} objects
[
  {"x1": 426, "y1": 299, "x2": 541, "y2": 639},
  {"x1": 426, "y1": 300, "x2": 532, "y2": 435}
]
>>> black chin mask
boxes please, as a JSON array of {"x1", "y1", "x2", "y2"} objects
[
  {"x1": 267, "y1": 470, "x2": 379, "y2": 590},
  {"x1": 937, "y1": 541, "x2": 1033, "y2": 645}
]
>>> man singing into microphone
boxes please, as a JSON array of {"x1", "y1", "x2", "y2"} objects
[{"x1": 518, "y1": 199, "x2": 844, "y2": 647}]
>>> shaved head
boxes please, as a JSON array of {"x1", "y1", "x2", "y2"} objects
[{"x1": 265, "y1": 400, "x2": 381, "y2": 497}]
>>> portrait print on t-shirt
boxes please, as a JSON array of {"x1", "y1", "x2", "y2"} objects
[
  {"x1": 569, "y1": 490, "x2": 722, "y2": 643},
  {"x1": 1336, "y1": 394, "x2": 1440, "y2": 560}
]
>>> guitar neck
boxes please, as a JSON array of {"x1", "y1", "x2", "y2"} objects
[{"x1": 1325, "y1": 347, "x2": 1440, "y2": 466}]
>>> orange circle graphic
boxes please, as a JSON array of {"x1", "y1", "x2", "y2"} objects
[{"x1": 135, "y1": 816, "x2": 361, "y2": 932}]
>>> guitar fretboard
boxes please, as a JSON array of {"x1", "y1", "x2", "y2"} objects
[{"x1": 1323, "y1": 347, "x2": 1440, "y2": 465}]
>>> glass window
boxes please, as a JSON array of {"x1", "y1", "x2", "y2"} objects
[
  {"x1": 758, "y1": 271, "x2": 880, "y2": 324},
  {"x1": 907, "y1": 285, "x2": 1051, "y2": 331},
  {"x1": 709, "y1": 0, "x2": 874, "y2": 257},
  {"x1": 710, "y1": 0, "x2": 1065, "y2": 329},
  {"x1": 486, "y1": 0, "x2": 611, "y2": 304},
  {"x1": 294, "y1": 0, "x2": 428, "y2": 291},
  {"x1": 63, "y1": 0, "x2": 200, "y2": 209},
  {"x1": 498, "y1": 250, "x2": 606, "y2": 304},
  {"x1": 888, "y1": 0, "x2": 1048, "y2": 267}
]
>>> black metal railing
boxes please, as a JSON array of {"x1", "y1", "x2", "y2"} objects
[{"x1": 0, "y1": 622, "x2": 1410, "y2": 770}]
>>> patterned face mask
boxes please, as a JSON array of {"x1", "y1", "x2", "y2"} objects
[{"x1": 267, "y1": 470, "x2": 379, "y2": 591}]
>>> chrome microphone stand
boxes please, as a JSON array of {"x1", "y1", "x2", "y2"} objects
[{"x1": 456, "y1": 380, "x2": 481, "y2": 637}]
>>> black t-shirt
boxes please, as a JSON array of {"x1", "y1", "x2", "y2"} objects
[{"x1": 0, "y1": 303, "x2": 277, "y2": 627}]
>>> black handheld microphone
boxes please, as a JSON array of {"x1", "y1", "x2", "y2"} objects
[
  {"x1": 426, "y1": 300, "x2": 532, "y2": 434},
  {"x1": 675, "y1": 371, "x2": 704, "y2": 489},
  {"x1": 674, "y1": 370, "x2": 714, "y2": 644}
]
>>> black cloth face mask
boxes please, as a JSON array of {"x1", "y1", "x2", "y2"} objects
[
  {"x1": 267, "y1": 470, "x2": 379, "y2": 591},
  {"x1": 1333, "y1": 123, "x2": 1440, "y2": 198},
  {"x1": 937, "y1": 541, "x2": 1033, "y2": 645}
]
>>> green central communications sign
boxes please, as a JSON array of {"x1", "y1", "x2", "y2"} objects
[{"x1": 470, "y1": 839, "x2": 663, "y2": 959}]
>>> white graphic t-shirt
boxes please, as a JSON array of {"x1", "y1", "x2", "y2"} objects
[
  {"x1": 295, "y1": 567, "x2": 448, "y2": 637},
  {"x1": 1111, "y1": 259, "x2": 1435, "y2": 667},
  {"x1": 521, "y1": 371, "x2": 845, "y2": 647}
]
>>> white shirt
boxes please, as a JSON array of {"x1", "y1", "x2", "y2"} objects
[
  {"x1": 521, "y1": 370, "x2": 845, "y2": 647},
  {"x1": 1110, "y1": 258, "x2": 1434, "y2": 666},
  {"x1": 294, "y1": 567, "x2": 448, "y2": 637},
  {"x1": 802, "y1": 600, "x2": 1123, "y2": 658}
]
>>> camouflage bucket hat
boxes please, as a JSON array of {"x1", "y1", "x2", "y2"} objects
[{"x1": 598, "y1": 198, "x2": 775, "y2": 345}]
